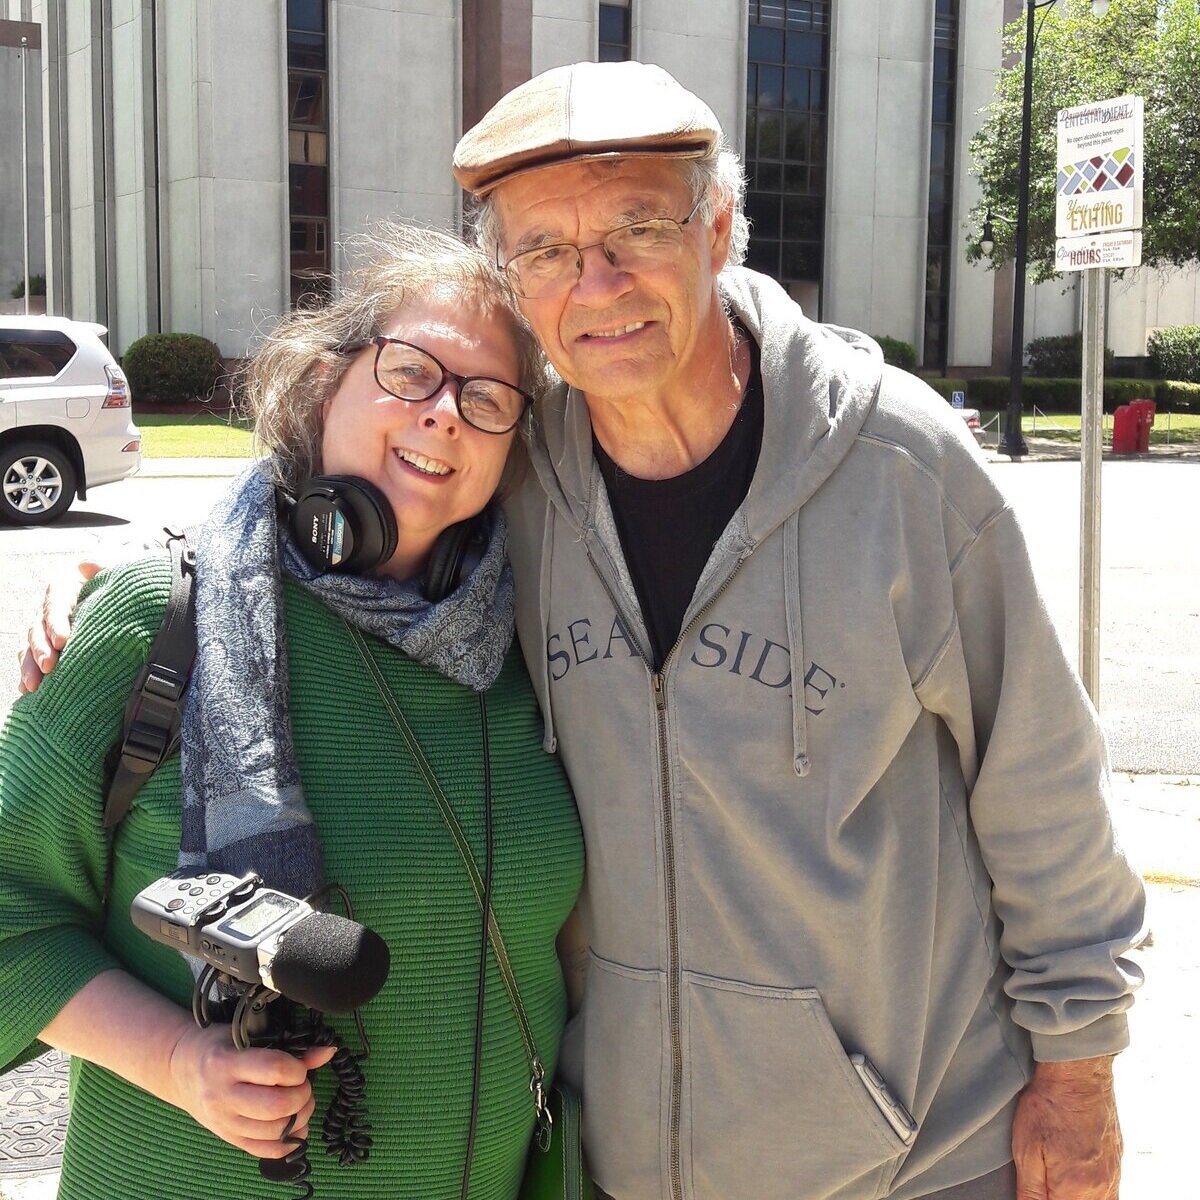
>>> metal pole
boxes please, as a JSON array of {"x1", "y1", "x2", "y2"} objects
[
  {"x1": 1004, "y1": 1, "x2": 1037, "y2": 457},
  {"x1": 1078, "y1": 267, "x2": 1108, "y2": 705},
  {"x1": 20, "y1": 35, "x2": 30, "y2": 315}
]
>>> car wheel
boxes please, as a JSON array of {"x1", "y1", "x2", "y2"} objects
[{"x1": 0, "y1": 441, "x2": 78, "y2": 525}]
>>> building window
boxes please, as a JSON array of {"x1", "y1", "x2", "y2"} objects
[
  {"x1": 599, "y1": 2, "x2": 631, "y2": 62},
  {"x1": 744, "y1": 0, "x2": 830, "y2": 311},
  {"x1": 287, "y1": 0, "x2": 330, "y2": 307},
  {"x1": 923, "y1": 0, "x2": 958, "y2": 371}
]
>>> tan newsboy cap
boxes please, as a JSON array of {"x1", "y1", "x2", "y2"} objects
[{"x1": 453, "y1": 61, "x2": 721, "y2": 197}]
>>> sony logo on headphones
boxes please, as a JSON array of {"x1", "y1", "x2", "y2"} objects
[{"x1": 311, "y1": 515, "x2": 320, "y2": 543}]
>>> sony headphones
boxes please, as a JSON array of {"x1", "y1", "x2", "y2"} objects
[{"x1": 280, "y1": 475, "x2": 486, "y2": 601}]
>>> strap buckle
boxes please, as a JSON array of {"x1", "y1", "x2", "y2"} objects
[{"x1": 530, "y1": 1056, "x2": 553, "y2": 1152}]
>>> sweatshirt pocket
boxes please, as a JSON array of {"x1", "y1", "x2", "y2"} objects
[
  {"x1": 582, "y1": 953, "x2": 667, "y2": 1198},
  {"x1": 684, "y1": 973, "x2": 911, "y2": 1200}
]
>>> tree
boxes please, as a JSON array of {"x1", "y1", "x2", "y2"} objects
[{"x1": 967, "y1": 0, "x2": 1200, "y2": 283}]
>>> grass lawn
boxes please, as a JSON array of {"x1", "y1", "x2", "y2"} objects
[
  {"x1": 975, "y1": 410, "x2": 1200, "y2": 446},
  {"x1": 135, "y1": 410, "x2": 254, "y2": 458}
]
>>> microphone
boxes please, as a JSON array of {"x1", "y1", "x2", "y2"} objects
[{"x1": 264, "y1": 910, "x2": 390, "y2": 1014}]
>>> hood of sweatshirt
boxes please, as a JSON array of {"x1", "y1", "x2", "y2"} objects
[{"x1": 523, "y1": 266, "x2": 885, "y2": 772}]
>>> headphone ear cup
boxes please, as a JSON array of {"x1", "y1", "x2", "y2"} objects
[
  {"x1": 423, "y1": 517, "x2": 487, "y2": 602},
  {"x1": 289, "y1": 476, "x2": 398, "y2": 575}
]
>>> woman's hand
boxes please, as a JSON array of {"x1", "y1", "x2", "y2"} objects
[
  {"x1": 17, "y1": 559, "x2": 104, "y2": 694},
  {"x1": 167, "y1": 1023, "x2": 337, "y2": 1159}
]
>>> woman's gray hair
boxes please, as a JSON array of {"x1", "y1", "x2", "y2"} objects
[
  {"x1": 470, "y1": 136, "x2": 750, "y2": 272},
  {"x1": 243, "y1": 221, "x2": 545, "y2": 491}
]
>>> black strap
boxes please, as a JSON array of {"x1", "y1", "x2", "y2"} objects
[{"x1": 102, "y1": 528, "x2": 198, "y2": 829}]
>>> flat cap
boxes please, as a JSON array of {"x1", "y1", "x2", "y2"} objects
[{"x1": 453, "y1": 61, "x2": 721, "y2": 197}]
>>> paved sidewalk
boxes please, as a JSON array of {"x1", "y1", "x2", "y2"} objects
[{"x1": 0, "y1": 773, "x2": 1195, "y2": 1198}]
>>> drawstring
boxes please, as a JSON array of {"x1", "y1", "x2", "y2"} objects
[
  {"x1": 782, "y1": 512, "x2": 811, "y2": 777},
  {"x1": 537, "y1": 500, "x2": 558, "y2": 753}
]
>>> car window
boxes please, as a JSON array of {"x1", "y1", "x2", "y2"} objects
[{"x1": 0, "y1": 330, "x2": 78, "y2": 379}]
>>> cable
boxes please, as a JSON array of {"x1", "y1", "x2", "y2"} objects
[{"x1": 460, "y1": 693, "x2": 495, "y2": 1200}]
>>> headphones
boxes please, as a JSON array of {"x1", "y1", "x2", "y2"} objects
[{"x1": 280, "y1": 475, "x2": 486, "y2": 601}]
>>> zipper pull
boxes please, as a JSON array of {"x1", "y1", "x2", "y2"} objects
[
  {"x1": 530, "y1": 1056, "x2": 554, "y2": 1152},
  {"x1": 652, "y1": 672, "x2": 666, "y2": 712}
]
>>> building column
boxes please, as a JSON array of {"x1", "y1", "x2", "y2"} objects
[{"x1": 461, "y1": 0, "x2": 531, "y2": 134}]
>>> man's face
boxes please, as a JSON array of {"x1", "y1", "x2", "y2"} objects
[{"x1": 492, "y1": 157, "x2": 732, "y2": 405}]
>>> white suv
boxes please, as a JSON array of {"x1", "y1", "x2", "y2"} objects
[{"x1": 0, "y1": 317, "x2": 142, "y2": 524}]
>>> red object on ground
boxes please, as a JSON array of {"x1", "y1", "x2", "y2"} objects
[
  {"x1": 1112, "y1": 404, "x2": 1138, "y2": 455},
  {"x1": 1129, "y1": 398, "x2": 1156, "y2": 452}
]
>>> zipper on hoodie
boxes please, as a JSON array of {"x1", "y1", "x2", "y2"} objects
[{"x1": 585, "y1": 541, "x2": 745, "y2": 1200}]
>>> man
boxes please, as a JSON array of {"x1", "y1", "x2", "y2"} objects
[
  {"x1": 452, "y1": 62, "x2": 1144, "y2": 1200},
  {"x1": 21, "y1": 59, "x2": 1142, "y2": 1200}
]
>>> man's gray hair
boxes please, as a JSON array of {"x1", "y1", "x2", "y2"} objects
[{"x1": 470, "y1": 136, "x2": 749, "y2": 273}]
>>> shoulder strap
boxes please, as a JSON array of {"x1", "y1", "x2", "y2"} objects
[
  {"x1": 344, "y1": 622, "x2": 554, "y2": 1146},
  {"x1": 102, "y1": 528, "x2": 198, "y2": 829}
]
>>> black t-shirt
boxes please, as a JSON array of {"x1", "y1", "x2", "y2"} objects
[{"x1": 594, "y1": 334, "x2": 763, "y2": 670}]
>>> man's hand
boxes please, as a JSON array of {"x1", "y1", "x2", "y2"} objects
[
  {"x1": 16, "y1": 559, "x2": 103, "y2": 694},
  {"x1": 1012, "y1": 1056, "x2": 1121, "y2": 1199}
]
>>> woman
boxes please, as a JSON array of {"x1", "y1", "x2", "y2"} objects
[{"x1": 0, "y1": 224, "x2": 583, "y2": 1199}]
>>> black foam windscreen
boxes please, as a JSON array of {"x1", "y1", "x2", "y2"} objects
[{"x1": 270, "y1": 911, "x2": 391, "y2": 1014}]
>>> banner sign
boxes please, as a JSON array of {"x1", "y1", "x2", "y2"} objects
[
  {"x1": 1055, "y1": 95, "x2": 1143, "y2": 239},
  {"x1": 1055, "y1": 230, "x2": 1142, "y2": 272}
]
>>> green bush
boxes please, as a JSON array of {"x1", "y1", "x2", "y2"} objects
[
  {"x1": 1104, "y1": 379, "x2": 1155, "y2": 408},
  {"x1": 966, "y1": 377, "x2": 1162, "y2": 414},
  {"x1": 10, "y1": 273, "x2": 46, "y2": 300},
  {"x1": 967, "y1": 378, "x2": 1012, "y2": 409},
  {"x1": 123, "y1": 333, "x2": 224, "y2": 404},
  {"x1": 873, "y1": 335, "x2": 917, "y2": 371},
  {"x1": 919, "y1": 378, "x2": 969, "y2": 401},
  {"x1": 1156, "y1": 380, "x2": 1200, "y2": 411},
  {"x1": 1147, "y1": 326, "x2": 1200, "y2": 383},
  {"x1": 1025, "y1": 333, "x2": 1113, "y2": 376}
]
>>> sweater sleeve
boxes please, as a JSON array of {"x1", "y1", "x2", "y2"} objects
[
  {"x1": 0, "y1": 555, "x2": 170, "y2": 1072},
  {"x1": 915, "y1": 504, "x2": 1146, "y2": 1062}
]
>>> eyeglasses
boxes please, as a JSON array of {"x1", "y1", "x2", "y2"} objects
[
  {"x1": 500, "y1": 199, "x2": 704, "y2": 300},
  {"x1": 337, "y1": 336, "x2": 533, "y2": 435}
]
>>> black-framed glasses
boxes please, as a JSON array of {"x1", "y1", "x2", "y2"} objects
[
  {"x1": 338, "y1": 336, "x2": 533, "y2": 435},
  {"x1": 500, "y1": 199, "x2": 704, "y2": 300}
]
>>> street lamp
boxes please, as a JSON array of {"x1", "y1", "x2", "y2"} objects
[
  {"x1": 979, "y1": 213, "x2": 995, "y2": 259},
  {"x1": 1003, "y1": 0, "x2": 1114, "y2": 458}
]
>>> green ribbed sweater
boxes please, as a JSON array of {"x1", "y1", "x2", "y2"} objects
[{"x1": 0, "y1": 556, "x2": 583, "y2": 1200}]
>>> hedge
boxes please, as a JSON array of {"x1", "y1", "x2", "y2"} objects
[
  {"x1": 873, "y1": 335, "x2": 917, "y2": 371},
  {"x1": 123, "y1": 332, "x2": 224, "y2": 405},
  {"x1": 1025, "y1": 333, "x2": 1113, "y2": 377},
  {"x1": 918, "y1": 377, "x2": 969, "y2": 402},
  {"x1": 1156, "y1": 381, "x2": 1200, "y2": 411},
  {"x1": 1147, "y1": 326, "x2": 1200, "y2": 384},
  {"x1": 965, "y1": 377, "x2": 1159, "y2": 413}
]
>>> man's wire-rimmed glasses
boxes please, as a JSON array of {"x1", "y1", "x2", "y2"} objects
[
  {"x1": 337, "y1": 336, "x2": 533, "y2": 435},
  {"x1": 500, "y1": 198, "x2": 704, "y2": 300}
]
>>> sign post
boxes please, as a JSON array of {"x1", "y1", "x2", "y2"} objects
[{"x1": 1055, "y1": 95, "x2": 1144, "y2": 705}]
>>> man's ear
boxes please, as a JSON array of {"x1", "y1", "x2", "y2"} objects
[{"x1": 708, "y1": 201, "x2": 735, "y2": 274}]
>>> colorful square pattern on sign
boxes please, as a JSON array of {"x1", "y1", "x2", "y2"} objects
[{"x1": 1057, "y1": 148, "x2": 1137, "y2": 196}]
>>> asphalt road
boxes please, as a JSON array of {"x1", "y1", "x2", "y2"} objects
[{"x1": 2, "y1": 455, "x2": 1198, "y2": 772}]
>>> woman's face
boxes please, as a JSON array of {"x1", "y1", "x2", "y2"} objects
[{"x1": 320, "y1": 293, "x2": 520, "y2": 581}]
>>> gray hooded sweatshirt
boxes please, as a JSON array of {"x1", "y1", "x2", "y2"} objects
[{"x1": 503, "y1": 267, "x2": 1145, "y2": 1200}]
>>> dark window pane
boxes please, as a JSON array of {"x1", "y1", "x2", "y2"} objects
[
  {"x1": 782, "y1": 240, "x2": 819, "y2": 280},
  {"x1": 289, "y1": 163, "x2": 329, "y2": 218},
  {"x1": 783, "y1": 162, "x2": 808, "y2": 193},
  {"x1": 287, "y1": 0, "x2": 325, "y2": 34},
  {"x1": 0, "y1": 331, "x2": 76, "y2": 377},
  {"x1": 757, "y1": 111, "x2": 783, "y2": 159},
  {"x1": 754, "y1": 160, "x2": 782, "y2": 191},
  {"x1": 599, "y1": 43, "x2": 628, "y2": 61},
  {"x1": 758, "y1": 64, "x2": 783, "y2": 107},
  {"x1": 783, "y1": 192, "x2": 821, "y2": 234},
  {"x1": 926, "y1": 248, "x2": 946, "y2": 291},
  {"x1": 749, "y1": 25, "x2": 785, "y2": 63},
  {"x1": 808, "y1": 70, "x2": 825, "y2": 111},
  {"x1": 923, "y1": 323, "x2": 943, "y2": 368},
  {"x1": 784, "y1": 68, "x2": 809, "y2": 110},
  {"x1": 807, "y1": 162, "x2": 825, "y2": 192},
  {"x1": 785, "y1": 31, "x2": 823, "y2": 67},
  {"x1": 746, "y1": 238, "x2": 780, "y2": 276},
  {"x1": 599, "y1": 5, "x2": 630, "y2": 44},
  {"x1": 930, "y1": 125, "x2": 949, "y2": 172},
  {"x1": 747, "y1": 192, "x2": 782, "y2": 239},
  {"x1": 291, "y1": 273, "x2": 333, "y2": 310},
  {"x1": 936, "y1": 0, "x2": 957, "y2": 17},
  {"x1": 746, "y1": 64, "x2": 758, "y2": 104},
  {"x1": 287, "y1": 30, "x2": 326, "y2": 70},
  {"x1": 934, "y1": 46, "x2": 954, "y2": 82},
  {"x1": 288, "y1": 72, "x2": 326, "y2": 128},
  {"x1": 745, "y1": 113, "x2": 757, "y2": 158},
  {"x1": 932, "y1": 81, "x2": 953, "y2": 124},
  {"x1": 757, "y1": 1, "x2": 786, "y2": 29},
  {"x1": 809, "y1": 118, "x2": 826, "y2": 166},
  {"x1": 784, "y1": 112, "x2": 810, "y2": 162},
  {"x1": 928, "y1": 172, "x2": 945, "y2": 204}
]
